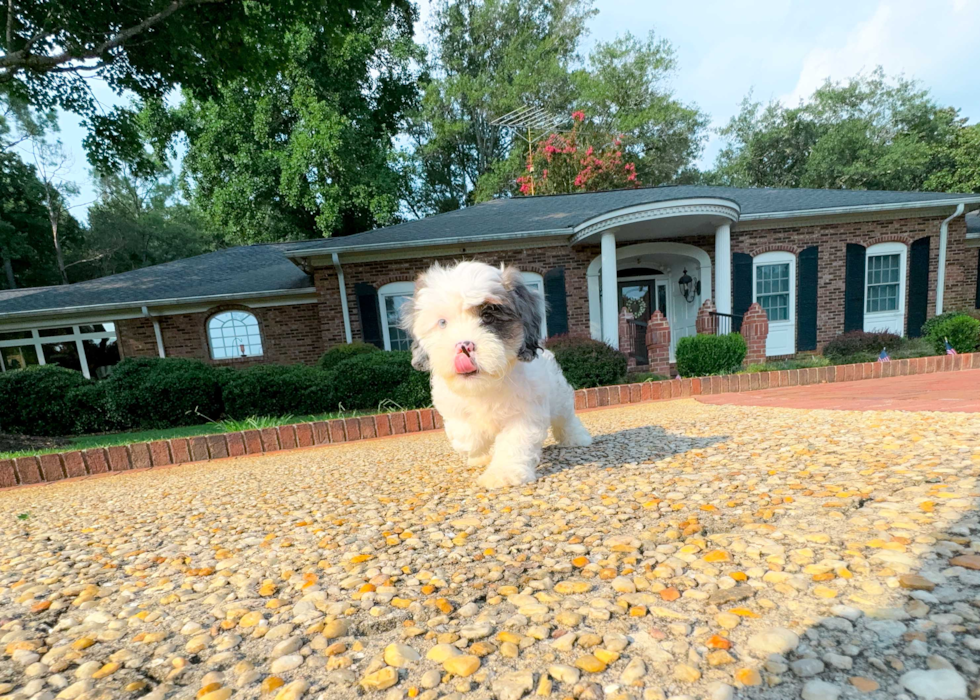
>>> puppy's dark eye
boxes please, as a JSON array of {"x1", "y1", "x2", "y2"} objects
[{"x1": 480, "y1": 309, "x2": 496, "y2": 324}]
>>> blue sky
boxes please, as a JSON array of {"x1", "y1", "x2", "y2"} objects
[{"x1": 45, "y1": 0, "x2": 980, "y2": 218}]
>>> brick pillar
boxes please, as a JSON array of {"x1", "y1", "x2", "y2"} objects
[
  {"x1": 619, "y1": 307, "x2": 636, "y2": 368},
  {"x1": 740, "y1": 302, "x2": 769, "y2": 366},
  {"x1": 645, "y1": 309, "x2": 671, "y2": 377},
  {"x1": 695, "y1": 299, "x2": 717, "y2": 335}
]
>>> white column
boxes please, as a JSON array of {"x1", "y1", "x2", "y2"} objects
[
  {"x1": 600, "y1": 231, "x2": 619, "y2": 348},
  {"x1": 714, "y1": 223, "x2": 732, "y2": 315}
]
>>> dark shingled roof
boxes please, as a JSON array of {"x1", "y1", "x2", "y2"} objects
[
  {"x1": 286, "y1": 185, "x2": 977, "y2": 253},
  {"x1": 2, "y1": 185, "x2": 978, "y2": 319},
  {"x1": 0, "y1": 244, "x2": 313, "y2": 317}
]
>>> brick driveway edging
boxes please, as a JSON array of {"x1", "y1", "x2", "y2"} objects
[{"x1": 2, "y1": 352, "x2": 978, "y2": 490}]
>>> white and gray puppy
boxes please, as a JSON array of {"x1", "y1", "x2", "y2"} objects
[{"x1": 400, "y1": 260, "x2": 592, "y2": 488}]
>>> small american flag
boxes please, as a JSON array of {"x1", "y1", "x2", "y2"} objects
[
  {"x1": 945, "y1": 337, "x2": 958, "y2": 356},
  {"x1": 877, "y1": 347, "x2": 890, "y2": 363}
]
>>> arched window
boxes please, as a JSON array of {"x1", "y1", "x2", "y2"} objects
[
  {"x1": 864, "y1": 242, "x2": 907, "y2": 334},
  {"x1": 207, "y1": 310, "x2": 263, "y2": 359}
]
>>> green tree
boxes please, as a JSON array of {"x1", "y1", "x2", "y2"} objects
[
  {"x1": 404, "y1": 0, "x2": 595, "y2": 214},
  {"x1": 710, "y1": 69, "x2": 977, "y2": 193},
  {"x1": 0, "y1": 0, "x2": 379, "y2": 174},
  {"x1": 72, "y1": 170, "x2": 210, "y2": 281},
  {"x1": 164, "y1": 2, "x2": 421, "y2": 245},
  {"x1": 571, "y1": 32, "x2": 707, "y2": 187},
  {"x1": 404, "y1": 3, "x2": 705, "y2": 214}
]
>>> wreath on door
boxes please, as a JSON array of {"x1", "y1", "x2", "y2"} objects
[{"x1": 624, "y1": 296, "x2": 647, "y2": 318}]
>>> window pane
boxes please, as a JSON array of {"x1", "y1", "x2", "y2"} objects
[
  {"x1": 385, "y1": 295, "x2": 412, "y2": 351},
  {"x1": 756, "y1": 264, "x2": 790, "y2": 322},
  {"x1": 42, "y1": 341, "x2": 81, "y2": 372},
  {"x1": 83, "y1": 338, "x2": 121, "y2": 379},
  {"x1": 207, "y1": 312, "x2": 263, "y2": 359},
  {"x1": 38, "y1": 326, "x2": 74, "y2": 337},
  {"x1": 0, "y1": 330, "x2": 33, "y2": 341},
  {"x1": 79, "y1": 323, "x2": 115, "y2": 334},
  {"x1": 1, "y1": 344, "x2": 39, "y2": 371},
  {"x1": 866, "y1": 254, "x2": 900, "y2": 313}
]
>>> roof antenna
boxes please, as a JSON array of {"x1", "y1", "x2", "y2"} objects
[{"x1": 491, "y1": 106, "x2": 566, "y2": 196}]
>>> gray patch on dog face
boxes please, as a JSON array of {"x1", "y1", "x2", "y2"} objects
[
  {"x1": 397, "y1": 284, "x2": 430, "y2": 372},
  {"x1": 499, "y1": 267, "x2": 542, "y2": 362}
]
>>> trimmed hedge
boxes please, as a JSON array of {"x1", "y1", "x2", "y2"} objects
[
  {"x1": 823, "y1": 330, "x2": 902, "y2": 360},
  {"x1": 675, "y1": 333, "x2": 747, "y2": 378},
  {"x1": 318, "y1": 341, "x2": 379, "y2": 371},
  {"x1": 222, "y1": 364, "x2": 336, "y2": 420},
  {"x1": 103, "y1": 358, "x2": 225, "y2": 430},
  {"x1": 926, "y1": 314, "x2": 980, "y2": 355},
  {"x1": 327, "y1": 351, "x2": 431, "y2": 411},
  {"x1": 547, "y1": 335, "x2": 627, "y2": 389},
  {"x1": 0, "y1": 365, "x2": 93, "y2": 436}
]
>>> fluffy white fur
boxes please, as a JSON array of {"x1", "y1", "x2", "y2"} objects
[{"x1": 402, "y1": 260, "x2": 592, "y2": 488}]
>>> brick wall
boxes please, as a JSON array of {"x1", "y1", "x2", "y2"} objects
[
  {"x1": 117, "y1": 302, "x2": 324, "y2": 366},
  {"x1": 731, "y1": 215, "x2": 976, "y2": 348},
  {"x1": 322, "y1": 215, "x2": 977, "y2": 354}
]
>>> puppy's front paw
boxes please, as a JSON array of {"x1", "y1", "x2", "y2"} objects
[
  {"x1": 467, "y1": 453, "x2": 492, "y2": 467},
  {"x1": 559, "y1": 432, "x2": 592, "y2": 448},
  {"x1": 477, "y1": 466, "x2": 535, "y2": 489}
]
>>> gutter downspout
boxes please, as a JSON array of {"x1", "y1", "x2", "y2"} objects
[
  {"x1": 332, "y1": 253, "x2": 353, "y2": 344},
  {"x1": 142, "y1": 305, "x2": 166, "y2": 358},
  {"x1": 936, "y1": 203, "x2": 965, "y2": 316}
]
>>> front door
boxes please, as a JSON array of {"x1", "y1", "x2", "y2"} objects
[{"x1": 619, "y1": 278, "x2": 668, "y2": 365}]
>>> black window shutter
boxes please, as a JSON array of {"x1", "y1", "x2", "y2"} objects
[
  {"x1": 355, "y1": 283, "x2": 384, "y2": 348},
  {"x1": 732, "y1": 252, "x2": 752, "y2": 332},
  {"x1": 543, "y1": 267, "x2": 568, "y2": 338},
  {"x1": 975, "y1": 250, "x2": 980, "y2": 309},
  {"x1": 907, "y1": 236, "x2": 931, "y2": 337},
  {"x1": 797, "y1": 246, "x2": 819, "y2": 351},
  {"x1": 844, "y1": 243, "x2": 866, "y2": 332}
]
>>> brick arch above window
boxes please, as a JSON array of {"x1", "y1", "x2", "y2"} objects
[
  {"x1": 374, "y1": 274, "x2": 417, "y2": 287},
  {"x1": 854, "y1": 234, "x2": 913, "y2": 248},
  {"x1": 744, "y1": 244, "x2": 802, "y2": 258}
]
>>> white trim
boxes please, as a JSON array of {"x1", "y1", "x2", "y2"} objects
[
  {"x1": 0, "y1": 287, "x2": 318, "y2": 322},
  {"x1": 206, "y1": 309, "x2": 265, "y2": 360},
  {"x1": 0, "y1": 323, "x2": 118, "y2": 378},
  {"x1": 571, "y1": 198, "x2": 740, "y2": 245},
  {"x1": 864, "y1": 241, "x2": 907, "y2": 335},
  {"x1": 714, "y1": 223, "x2": 732, "y2": 315},
  {"x1": 142, "y1": 306, "x2": 166, "y2": 358},
  {"x1": 600, "y1": 232, "x2": 619, "y2": 348},
  {"x1": 377, "y1": 281, "x2": 416, "y2": 351},
  {"x1": 332, "y1": 253, "x2": 353, "y2": 344},
  {"x1": 586, "y1": 241, "x2": 713, "y2": 343},
  {"x1": 753, "y1": 251, "x2": 796, "y2": 356},
  {"x1": 738, "y1": 196, "x2": 980, "y2": 222},
  {"x1": 519, "y1": 272, "x2": 548, "y2": 339},
  {"x1": 936, "y1": 203, "x2": 965, "y2": 315},
  {"x1": 288, "y1": 228, "x2": 572, "y2": 259}
]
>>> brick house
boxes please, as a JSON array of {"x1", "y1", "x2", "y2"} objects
[{"x1": 2, "y1": 186, "x2": 979, "y2": 378}]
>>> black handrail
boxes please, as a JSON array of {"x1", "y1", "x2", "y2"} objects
[{"x1": 709, "y1": 311, "x2": 743, "y2": 335}]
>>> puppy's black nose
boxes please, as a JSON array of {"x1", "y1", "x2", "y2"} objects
[{"x1": 455, "y1": 341, "x2": 476, "y2": 355}]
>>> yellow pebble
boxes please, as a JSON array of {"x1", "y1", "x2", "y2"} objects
[{"x1": 443, "y1": 655, "x2": 481, "y2": 677}]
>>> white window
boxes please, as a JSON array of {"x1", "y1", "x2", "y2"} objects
[
  {"x1": 753, "y1": 251, "x2": 796, "y2": 356},
  {"x1": 864, "y1": 242, "x2": 906, "y2": 334},
  {"x1": 520, "y1": 272, "x2": 548, "y2": 339},
  {"x1": 378, "y1": 281, "x2": 415, "y2": 352},
  {"x1": 377, "y1": 272, "x2": 548, "y2": 351},
  {"x1": 0, "y1": 323, "x2": 120, "y2": 379},
  {"x1": 207, "y1": 311, "x2": 263, "y2": 359}
]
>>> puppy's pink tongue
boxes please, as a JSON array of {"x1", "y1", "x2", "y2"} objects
[{"x1": 454, "y1": 353, "x2": 477, "y2": 374}]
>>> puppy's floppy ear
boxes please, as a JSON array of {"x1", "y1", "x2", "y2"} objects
[
  {"x1": 397, "y1": 276, "x2": 430, "y2": 372},
  {"x1": 501, "y1": 266, "x2": 542, "y2": 362}
]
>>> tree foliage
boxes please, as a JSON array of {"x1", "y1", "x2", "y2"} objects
[
  {"x1": 710, "y1": 69, "x2": 980, "y2": 193},
  {"x1": 403, "y1": 0, "x2": 706, "y2": 215},
  {"x1": 162, "y1": 1, "x2": 422, "y2": 245}
]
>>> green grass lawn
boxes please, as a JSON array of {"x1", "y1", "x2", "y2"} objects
[{"x1": 0, "y1": 409, "x2": 378, "y2": 460}]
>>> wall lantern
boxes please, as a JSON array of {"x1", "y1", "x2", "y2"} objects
[{"x1": 678, "y1": 269, "x2": 700, "y2": 303}]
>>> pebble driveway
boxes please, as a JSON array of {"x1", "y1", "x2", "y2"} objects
[{"x1": 1, "y1": 399, "x2": 978, "y2": 700}]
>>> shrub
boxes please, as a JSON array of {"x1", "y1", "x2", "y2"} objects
[
  {"x1": 675, "y1": 333, "x2": 747, "y2": 377},
  {"x1": 920, "y1": 311, "x2": 964, "y2": 339},
  {"x1": 0, "y1": 365, "x2": 92, "y2": 436},
  {"x1": 69, "y1": 382, "x2": 116, "y2": 434},
  {"x1": 823, "y1": 330, "x2": 902, "y2": 360},
  {"x1": 222, "y1": 364, "x2": 337, "y2": 419},
  {"x1": 547, "y1": 335, "x2": 627, "y2": 389},
  {"x1": 926, "y1": 314, "x2": 980, "y2": 355},
  {"x1": 328, "y1": 351, "x2": 431, "y2": 410},
  {"x1": 102, "y1": 358, "x2": 224, "y2": 430},
  {"x1": 318, "y1": 341, "x2": 380, "y2": 371}
]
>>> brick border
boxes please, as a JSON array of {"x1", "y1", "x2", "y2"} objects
[{"x1": 2, "y1": 353, "x2": 978, "y2": 490}]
